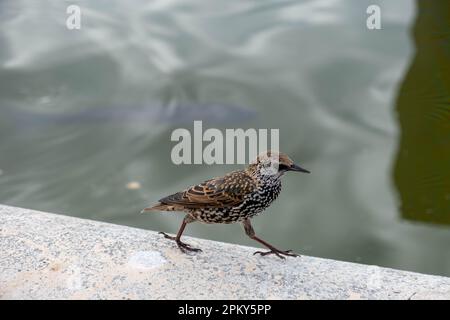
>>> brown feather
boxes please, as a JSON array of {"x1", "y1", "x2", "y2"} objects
[
  {"x1": 141, "y1": 202, "x2": 183, "y2": 213},
  {"x1": 156, "y1": 171, "x2": 256, "y2": 210}
]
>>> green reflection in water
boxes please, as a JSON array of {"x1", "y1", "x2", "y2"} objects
[{"x1": 394, "y1": 0, "x2": 450, "y2": 225}]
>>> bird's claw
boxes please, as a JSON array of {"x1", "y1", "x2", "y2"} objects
[
  {"x1": 158, "y1": 232, "x2": 202, "y2": 253},
  {"x1": 177, "y1": 241, "x2": 202, "y2": 253},
  {"x1": 253, "y1": 249, "x2": 299, "y2": 259},
  {"x1": 158, "y1": 231, "x2": 176, "y2": 240}
]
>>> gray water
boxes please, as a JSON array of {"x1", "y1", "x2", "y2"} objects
[{"x1": 1, "y1": 0, "x2": 449, "y2": 277}]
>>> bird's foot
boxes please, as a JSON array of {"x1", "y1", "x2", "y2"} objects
[
  {"x1": 253, "y1": 249, "x2": 299, "y2": 260},
  {"x1": 158, "y1": 232, "x2": 202, "y2": 253},
  {"x1": 158, "y1": 231, "x2": 177, "y2": 241}
]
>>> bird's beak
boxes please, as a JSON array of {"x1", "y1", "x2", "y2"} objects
[{"x1": 289, "y1": 163, "x2": 310, "y2": 173}]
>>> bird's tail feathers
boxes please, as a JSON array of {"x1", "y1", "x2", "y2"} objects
[{"x1": 140, "y1": 202, "x2": 178, "y2": 213}]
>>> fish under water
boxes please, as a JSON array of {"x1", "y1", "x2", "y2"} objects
[{"x1": 3, "y1": 103, "x2": 256, "y2": 127}]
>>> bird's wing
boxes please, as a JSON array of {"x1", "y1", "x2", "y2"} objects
[{"x1": 159, "y1": 171, "x2": 256, "y2": 208}]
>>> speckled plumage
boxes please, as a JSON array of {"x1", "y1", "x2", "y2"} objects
[
  {"x1": 142, "y1": 151, "x2": 310, "y2": 259},
  {"x1": 159, "y1": 170, "x2": 281, "y2": 224}
]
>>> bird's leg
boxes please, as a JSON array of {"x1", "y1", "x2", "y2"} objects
[
  {"x1": 242, "y1": 219, "x2": 299, "y2": 259},
  {"x1": 159, "y1": 216, "x2": 202, "y2": 253}
]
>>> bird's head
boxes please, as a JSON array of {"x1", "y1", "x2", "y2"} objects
[{"x1": 247, "y1": 150, "x2": 310, "y2": 178}]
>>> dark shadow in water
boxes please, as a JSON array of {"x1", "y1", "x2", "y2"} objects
[
  {"x1": 4, "y1": 103, "x2": 255, "y2": 127},
  {"x1": 394, "y1": 0, "x2": 450, "y2": 225}
]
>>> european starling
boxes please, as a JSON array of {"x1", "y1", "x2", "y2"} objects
[{"x1": 142, "y1": 151, "x2": 310, "y2": 259}]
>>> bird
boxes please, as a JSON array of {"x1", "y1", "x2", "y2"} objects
[{"x1": 141, "y1": 150, "x2": 310, "y2": 259}]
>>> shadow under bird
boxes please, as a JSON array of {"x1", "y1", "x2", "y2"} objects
[{"x1": 142, "y1": 151, "x2": 310, "y2": 259}]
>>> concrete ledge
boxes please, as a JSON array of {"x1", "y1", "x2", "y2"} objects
[{"x1": 0, "y1": 204, "x2": 449, "y2": 300}]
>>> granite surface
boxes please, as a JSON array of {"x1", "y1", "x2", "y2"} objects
[{"x1": 1, "y1": 204, "x2": 449, "y2": 299}]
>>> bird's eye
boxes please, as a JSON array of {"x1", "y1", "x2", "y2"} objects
[
  {"x1": 278, "y1": 164, "x2": 289, "y2": 171},
  {"x1": 262, "y1": 162, "x2": 271, "y2": 168}
]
